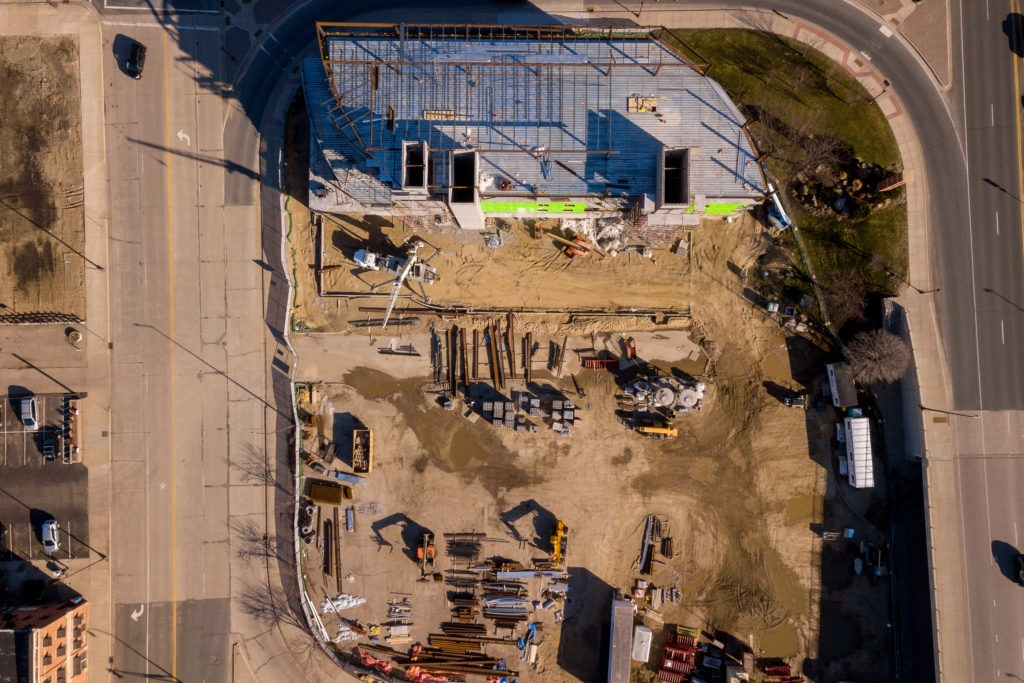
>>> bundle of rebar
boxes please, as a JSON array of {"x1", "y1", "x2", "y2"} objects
[
  {"x1": 445, "y1": 538, "x2": 482, "y2": 564},
  {"x1": 440, "y1": 622, "x2": 487, "y2": 636},
  {"x1": 444, "y1": 569, "x2": 480, "y2": 590},
  {"x1": 482, "y1": 606, "x2": 529, "y2": 621},
  {"x1": 405, "y1": 646, "x2": 520, "y2": 676},
  {"x1": 482, "y1": 581, "x2": 526, "y2": 597}
]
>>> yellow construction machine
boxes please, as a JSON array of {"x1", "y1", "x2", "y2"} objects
[
  {"x1": 549, "y1": 521, "x2": 568, "y2": 569},
  {"x1": 637, "y1": 426, "x2": 678, "y2": 439}
]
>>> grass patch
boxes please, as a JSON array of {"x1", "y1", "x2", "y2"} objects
[
  {"x1": 670, "y1": 28, "x2": 907, "y2": 301},
  {"x1": 671, "y1": 28, "x2": 900, "y2": 167}
]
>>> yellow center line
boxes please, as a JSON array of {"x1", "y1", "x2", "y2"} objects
[
  {"x1": 1015, "y1": 0, "x2": 1024, "y2": 263},
  {"x1": 162, "y1": 31, "x2": 178, "y2": 681}
]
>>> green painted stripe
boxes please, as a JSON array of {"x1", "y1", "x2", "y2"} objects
[
  {"x1": 481, "y1": 201, "x2": 587, "y2": 214},
  {"x1": 705, "y1": 203, "x2": 745, "y2": 214},
  {"x1": 481, "y1": 201, "x2": 742, "y2": 215}
]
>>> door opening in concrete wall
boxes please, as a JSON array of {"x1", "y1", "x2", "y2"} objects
[
  {"x1": 451, "y1": 151, "x2": 476, "y2": 203},
  {"x1": 663, "y1": 148, "x2": 689, "y2": 205},
  {"x1": 403, "y1": 142, "x2": 426, "y2": 189}
]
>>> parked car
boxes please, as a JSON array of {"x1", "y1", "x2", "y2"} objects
[
  {"x1": 41, "y1": 431, "x2": 56, "y2": 461},
  {"x1": 126, "y1": 41, "x2": 147, "y2": 79},
  {"x1": 41, "y1": 519, "x2": 60, "y2": 554},
  {"x1": 20, "y1": 397, "x2": 39, "y2": 431}
]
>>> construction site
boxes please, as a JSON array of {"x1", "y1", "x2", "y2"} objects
[{"x1": 281, "y1": 21, "x2": 893, "y2": 683}]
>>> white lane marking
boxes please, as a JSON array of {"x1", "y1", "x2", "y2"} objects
[
  {"x1": 1016, "y1": 522, "x2": 1020, "y2": 545},
  {"x1": 879, "y1": 25, "x2": 893, "y2": 38},
  {"x1": 176, "y1": 129, "x2": 191, "y2": 147},
  {"x1": 986, "y1": 0, "x2": 990, "y2": 21},
  {"x1": 130, "y1": 604, "x2": 145, "y2": 621},
  {"x1": 1001, "y1": 319, "x2": 1006, "y2": 345},
  {"x1": 992, "y1": 103, "x2": 996, "y2": 127},
  {"x1": 101, "y1": 20, "x2": 220, "y2": 31},
  {"x1": 1020, "y1": 636, "x2": 1023, "y2": 661},
  {"x1": 104, "y1": 2, "x2": 218, "y2": 13},
  {"x1": 996, "y1": 211, "x2": 1000, "y2": 236}
]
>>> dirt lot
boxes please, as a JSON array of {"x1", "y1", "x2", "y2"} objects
[
  {"x1": 285, "y1": 209, "x2": 895, "y2": 681},
  {"x1": 0, "y1": 36, "x2": 85, "y2": 320}
]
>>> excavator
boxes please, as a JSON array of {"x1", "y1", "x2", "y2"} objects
[{"x1": 417, "y1": 532, "x2": 436, "y2": 575}]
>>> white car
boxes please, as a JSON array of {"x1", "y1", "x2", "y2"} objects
[
  {"x1": 20, "y1": 397, "x2": 39, "y2": 431},
  {"x1": 41, "y1": 519, "x2": 60, "y2": 554}
]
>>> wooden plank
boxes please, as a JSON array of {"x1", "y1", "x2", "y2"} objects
[
  {"x1": 506, "y1": 313, "x2": 517, "y2": 380},
  {"x1": 334, "y1": 506, "x2": 342, "y2": 593},
  {"x1": 460, "y1": 327, "x2": 469, "y2": 397},
  {"x1": 493, "y1": 321, "x2": 506, "y2": 391},
  {"x1": 448, "y1": 326, "x2": 458, "y2": 399},
  {"x1": 472, "y1": 329, "x2": 480, "y2": 381},
  {"x1": 524, "y1": 332, "x2": 532, "y2": 384},
  {"x1": 557, "y1": 335, "x2": 569, "y2": 377}
]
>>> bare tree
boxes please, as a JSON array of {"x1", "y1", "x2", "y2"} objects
[
  {"x1": 232, "y1": 444, "x2": 287, "y2": 493},
  {"x1": 238, "y1": 581, "x2": 305, "y2": 631},
  {"x1": 821, "y1": 267, "x2": 867, "y2": 327},
  {"x1": 232, "y1": 518, "x2": 291, "y2": 566},
  {"x1": 843, "y1": 329, "x2": 910, "y2": 384}
]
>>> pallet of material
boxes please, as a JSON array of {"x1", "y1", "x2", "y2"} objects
[
  {"x1": 663, "y1": 645, "x2": 696, "y2": 661},
  {"x1": 661, "y1": 658, "x2": 695, "y2": 674},
  {"x1": 656, "y1": 670, "x2": 687, "y2": 683}
]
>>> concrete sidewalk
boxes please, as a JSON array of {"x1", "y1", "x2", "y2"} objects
[{"x1": 0, "y1": 0, "x2": 117, "y2": 676}]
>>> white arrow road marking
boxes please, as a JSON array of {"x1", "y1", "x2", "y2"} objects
[
  {"x1": 176, "y1": 129, "x2": 191, "y2": 147},
  {"x1": 130, "y1": 604, "x2": 145, "y2": 622}
]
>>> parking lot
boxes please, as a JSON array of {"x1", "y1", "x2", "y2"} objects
[
  {"x1": 0, "y1": 462, "x2": 89, "y2": 562},
  {"x1": 0, "y1": 392, "x2": 78, "y2": 466},
  {"x1": 0, "y1": 392, "x2": 89, "y2": 563}
]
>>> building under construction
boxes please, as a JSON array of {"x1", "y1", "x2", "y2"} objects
[{"x1": 304, "y1": 23, "x2": 765, "y2": 229}]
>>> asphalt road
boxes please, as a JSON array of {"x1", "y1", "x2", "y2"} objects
[
  {"x1": 100, "y1": 16, "x2": 272, "y2": 682},
  {"x1": 90, "y1": 1, "x2": 1024, "y2": 682},
  {"x1": 943, "y1": 2, "x2": 1024, "y2": 680}
]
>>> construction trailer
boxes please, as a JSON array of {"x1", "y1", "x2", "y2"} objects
[
  {"x1": 844, "y1": 416, "x2": 875, "y2": 489},
  {"x1": 608, "y1": 595, "x2": 634, "y2": 683},
  {"x1": 826, "y1": 362, "x2": 858, "y2": 409}
]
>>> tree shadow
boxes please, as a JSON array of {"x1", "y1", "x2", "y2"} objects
[
  {"x1": 992, "y1": 540, "x2": 1021, "y2": 583},
  {"x1": 1005, "y1": 14, "x2": 1024, "y2": 58}
]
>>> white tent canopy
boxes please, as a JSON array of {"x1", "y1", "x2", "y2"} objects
[{"x1": 844, "y1": 417, "x2": 874, "y2": 489}]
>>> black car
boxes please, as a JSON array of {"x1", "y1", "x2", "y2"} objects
[
  {"x1": 126, "y1": 42, "x2": 146, "y2": 79},
  {"x1": 41, "y1": 430, "x2": 56, "y2": 461},
  {"x1": 1015, "y1": 554, "x2": 1024, "y2": 585}
]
